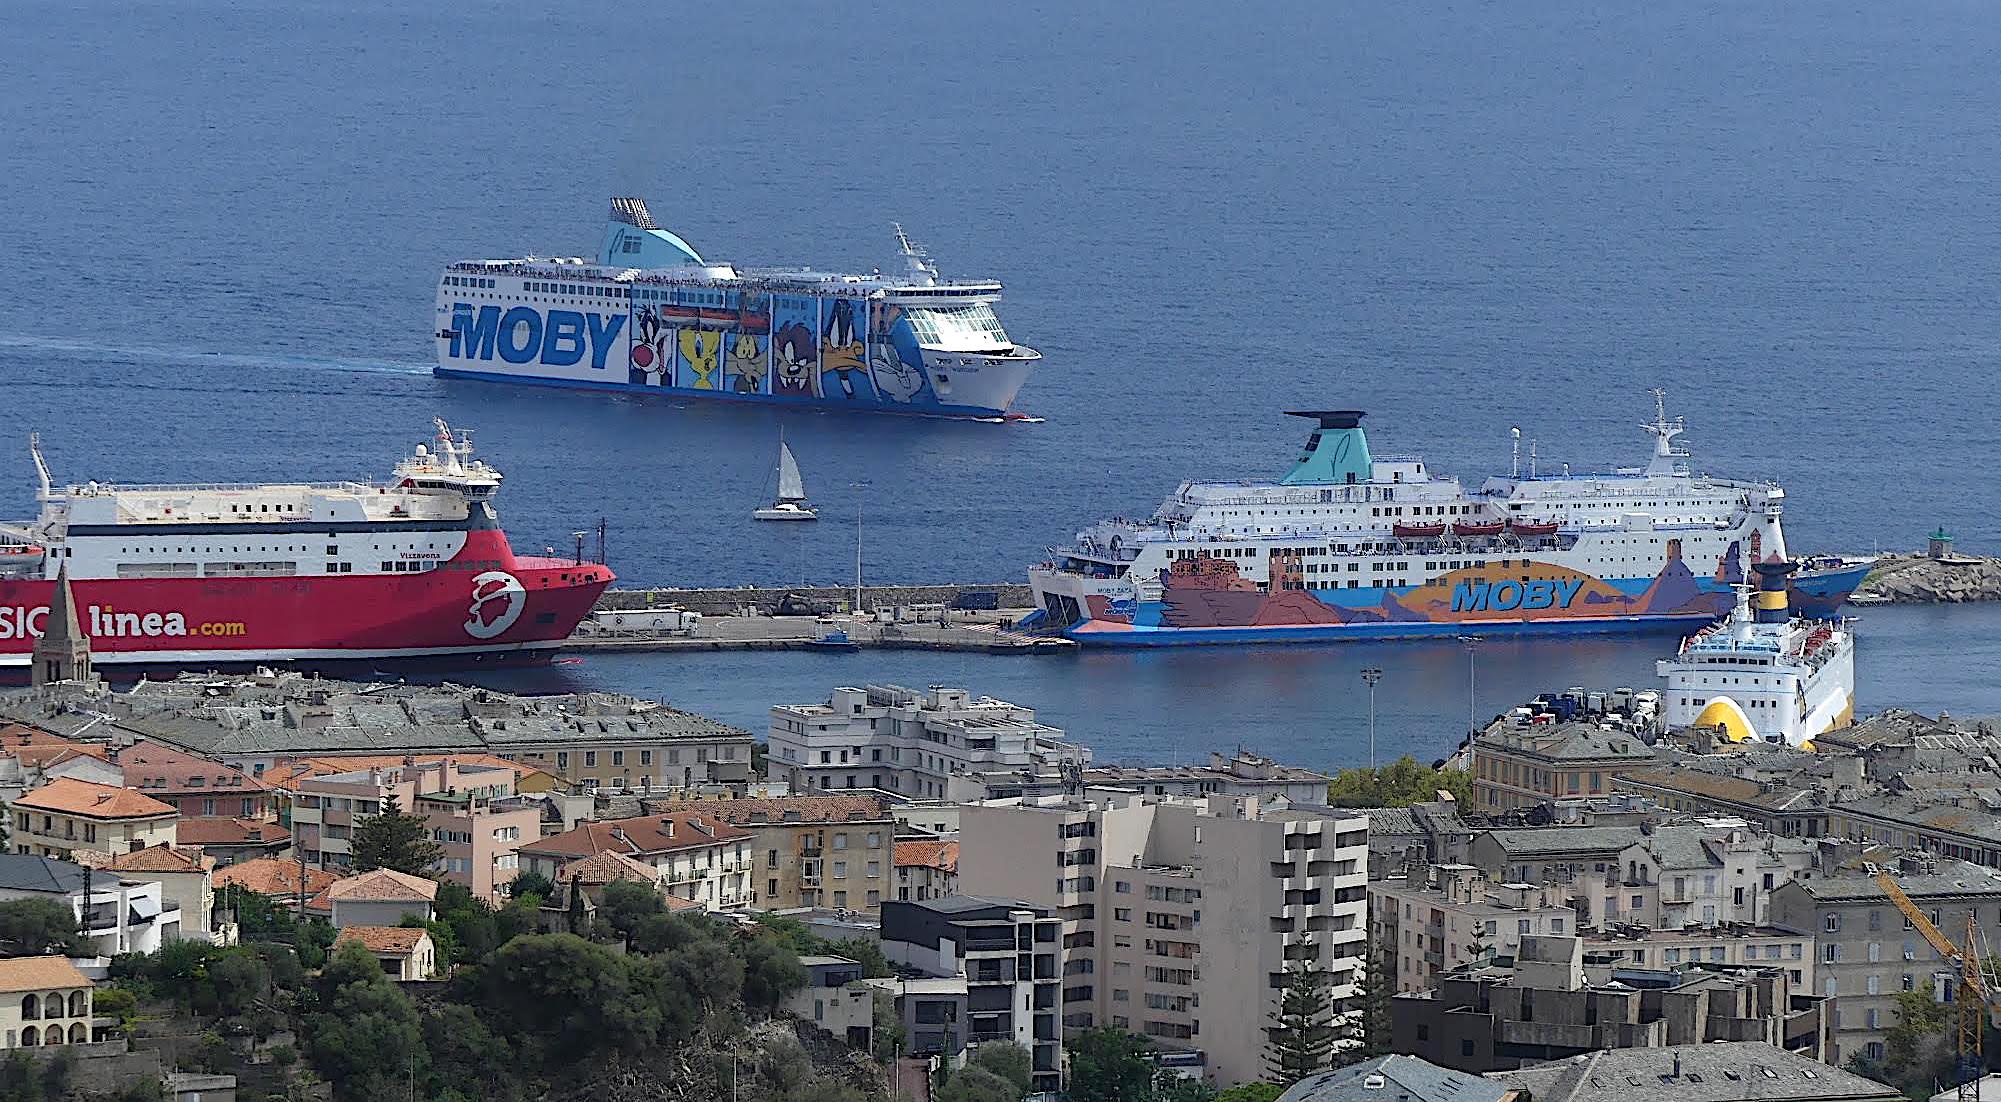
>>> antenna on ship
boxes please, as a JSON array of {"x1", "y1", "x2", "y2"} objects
[
  {"x1": 1642, "y1": 387, "x2": 1688, "y2": 477},
  {"x1": 1510, "y1": 427, "x2": 1521, "y2": 479},
  {"x1": 893, "y1": 223, "x2": 940, "y2": 287},
  {"x1": 1528, "y1": 439, "x2": 1538, "y2": 480},
  {"x1": 28, "y1": 433, "x2": 52, "y2": 503}
]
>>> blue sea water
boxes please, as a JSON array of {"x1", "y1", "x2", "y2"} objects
[{"x1": 2, "y1": 0, "x2": 1997, "y2": 765}]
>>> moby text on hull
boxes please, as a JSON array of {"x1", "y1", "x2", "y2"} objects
[
  {"x1": 433, "y1": 198, "x2": 1041, "y2": 419},
  {"x1": 1023, "y1": 394, "x2": 1868, "y2": 647}
]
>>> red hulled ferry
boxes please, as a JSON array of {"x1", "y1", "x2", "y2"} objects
[{"x1": 0, "y1": 420, "x2": 612, "y2": 669}]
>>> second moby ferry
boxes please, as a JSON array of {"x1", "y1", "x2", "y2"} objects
[
  {"x1": 1025, "y1": 393, "x2": 1869, "y2": 645},
  {"x1": 435, "y1": 198, "x2": 1041, "y2": 419}
]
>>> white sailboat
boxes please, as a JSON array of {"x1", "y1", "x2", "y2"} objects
[{"x1": 754, "y1": 437, "x2": 818, "y2": 521}]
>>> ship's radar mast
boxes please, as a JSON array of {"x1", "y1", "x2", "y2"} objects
[
  {"x1": 893, "y1": 223, "x2": 940, "y2": 286},
  {"x1": 1642, "y1": 388, "x2": 1689, "y2": 476}
]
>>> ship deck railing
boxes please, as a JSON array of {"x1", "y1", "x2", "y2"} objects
[
  {"x1": 61, "y1": 479, "x2": 388, "y2": 497},
  {"x1": 446, "y1": 259, "x2": 996, "y2": 298}
]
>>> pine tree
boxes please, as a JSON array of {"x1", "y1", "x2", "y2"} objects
[
  {"x1": 1264, "y1": 966, "x2": 1337, "y2": 1085},
  {"x1": 350, "y1": 794, "x2": 444, "y2": 876},
  {"x1": 1339, "y1": 941, "x2": 1394, "y2": 1064}
]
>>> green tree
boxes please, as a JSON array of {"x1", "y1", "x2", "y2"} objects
[
  {"x1": 1325, "y1": 756, "x2": 1470, "y2": 807},
  {"x1": 827, "y1": 936, "x2": 893, "y2": 978},
  {"x1": 871, "y1": 988, "x2": 906, "y2": 1064},
  {"x1": 597, "y1": 879, "x2": 666, "y2": 946},
  {"x1": 1155, "y1": 1072, "x2": 1219, "y2": 1102},
  {"x1": 939, "y1": 1066, "x2": 1019, "y2": 1102},
  {"x1": 1342, "y1": 942, "x2": 1393, "y2": 1064},
  {"x1": 464, "y1": 934, "x2": 662, "y2": 1067},
  {"x1": 507, "y1": 871, "x2": 555, "y2": 901},
  {"x1": 1066, "y1": 1027, "x2": 1155, "y2": 1102},
  {"x1": 564, "y1": 876, "x2": 587, "y2": 936},
  {"x1": 303, "y1": 941, "x2": 427, "y2": 1102},
  {"x1": 969, "y1": 1040, "x2": 1034, "y2": 1097},
  {"x1": 1215, "y1": 1084, "x2": 1284, "y2": 1102},
  {"x1": 739, "y1": 935, "x2": 808, "y2": 1017},
  {"x1": 349, "y1": 794, "x2": 443, "y2": 876},
  {"x1": 1265, "y1": 967, "x2": 1337, "y2": 1085},
  {"x1": 0, "y1": 897, "x2": 89, "y2": 957},
  {"x1": 1873, "y1": 989, "x2": 1955, "y2": 1099},
  {"x1": 421, "y1": 1003, "x2": 523, "y2": 1102}
]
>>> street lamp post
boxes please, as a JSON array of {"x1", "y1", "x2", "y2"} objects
[
  {"x1": 850, "y1": 481, "x2": 869, "y2": 616},
  {"x1": 1360, "y1": 667, "x2": 1384, "y2": 771},
  {"x1": 1457, "y1": 634, "x2": 1483, "y2": 802}
]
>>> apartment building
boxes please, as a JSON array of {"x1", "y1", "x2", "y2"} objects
[
  {"x1": 1768, "y1": 855, "x2": 2001, "y2": 1064},
  {"x1": 895, "y1": 839, "x2": 960, "y2": 902},
  {"x1": 1391, "y1": 935, "x2": 1830, "y2": 1071},
  {"x1": 517, "y1": 812, "x2": 754, "y2": 911},
  {"x1": 107, "y1": 740, "x2": 273, "y2": 822},
  {"x1": 1488, "y1": 1042, "x2": 1905, "y2": 1102},
  {"x1": 1580, "y1": 924, "x2": 1813, "y2": 987},
  {"x1": 289, "y1": 757, "x2": 543, "y2": 899},
  {"x1": 644, "y1": 795, "x2": 895, "y2": 911},
  {"x1": 8, "y1": 673, "x2": 755, "y2": 792},
  {"x1": 1827, "y1": 795, "x2": 2001, "y2": 869},
  {"x1": 1614, "y1": 764, "x2": 1836, "y2": 838},
  {"x1": 768, "y1": 685, "x2": 1088, "y2": 801},
  {"x1": 1611, "y1": 822, "x2": 1816, "y2": 929},
  {"x1": 959, "y1": 794, "x2": 1369, "y2": 1087},
  {"x1": 0, "y1": 854, "x2": 180, "y2": 955},
  {"x1": 982, "y1": 752, "x2": 1331, "y2": 806},
  {"x1": 1471, "y1": 722, "x2": 1658, "y2": 813},
  {"x1": 1371, "y1": 864, "x2": 1575, "y2": 993},
  {"x1": 11, "y1": 779, "x2": 178, "y2": 861},
  {"x1": 880, "y1": 897, "x2": 1064, "y2": 1092}
]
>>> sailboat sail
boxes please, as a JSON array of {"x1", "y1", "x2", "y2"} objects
[{"x1": 776, "y1": 443, "x2": 806, "y2": 503}]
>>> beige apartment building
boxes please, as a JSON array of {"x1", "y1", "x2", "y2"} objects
[
  {"x1": 960, "y1": 794, "x2": 1370, "y2": 1087},
  {"x1": 1370, "y1": 864, "x2": 1578, "y2": 993},
  {"x1": 290, "y1": 757, "x2": 542, "y2": 899},
  {"x1": 11, "y1": 779, "x2": 178, "y2": 861},
  {"x1": 1471, "y1": 721, "x2": 1659, "y2": 813},
  {"x1": 646, "y1": 795, "x2": 895, "y2": 912},
  {"x1": 517, "y1": 812, "x2": 755, "y2": 911}
]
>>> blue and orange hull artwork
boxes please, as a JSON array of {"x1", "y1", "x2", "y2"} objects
[{"x1": 1025, "y1": 560, "x2": 1870, "y2": 648}]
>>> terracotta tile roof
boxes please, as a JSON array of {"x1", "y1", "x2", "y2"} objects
[
  {"x1": 0, "y1": 726, "x2": 110, "y2": 770},
  {"x1": 214, "y1": 857, "x2": 340, "y2": 898},
  {"x1": 518, "y1": 812, "x2": 748, "y2": 860},
  {"x1": 175, "y1": 818, "x2": 289, "y2": 847},
  {"x1": 102, "y1": 846, "x2": 208, "y2": 874},
  {"x1": 644, "y1": 794, "x2": 889, "y2": 826},
  {"x1": 663, "y1": 895, "x2": 705, "y2": 912},
  {"x1": 16, "y1": 778, "x2": 177, "y2": 820},
  {"x1": 337, "y1": 925, "x2": 430, "y2": 954},
  {"x1": 893, "y1": 839, "x2": 959, "y2": 873},
  {"x1": 0, "y1": 957, "x2": 91, "y2": 994},
  {"x1": 558, "y1": 850, "x2": 659, "y2": 886},
  {"x1": 326, "y1": 868, "x2": 439, "y2": 903},
  {"x1": 113, "y1": 740, "x2": 267, "y2": 797}
]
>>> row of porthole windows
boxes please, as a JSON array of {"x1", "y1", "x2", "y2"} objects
[
  {"x1": 20, "y1": 992, "x2": 87, "y2": 1018},
  {"x1": 12, "y1": 1024, "x2": 89, "y2": 1046}
]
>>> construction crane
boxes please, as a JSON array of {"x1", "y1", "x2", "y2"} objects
[{"x1": 1873, "y1": 867, "x2": 1999, "y2": 1102}]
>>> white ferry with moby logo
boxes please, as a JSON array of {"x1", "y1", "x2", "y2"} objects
[
  {"x1": 434, "y1": 197, "x2": 1041, "y2": 419},
  {"x1": 0, "y1": 422, "x2": 611, "y2": 672},
  {"x1": 1024, "y1": 393, "x2": 1870, "y2": 646}
]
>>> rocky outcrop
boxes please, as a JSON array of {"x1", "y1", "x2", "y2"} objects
[{"x1": 1855, "y1": 553, "x2": 2001, "y2": 603}]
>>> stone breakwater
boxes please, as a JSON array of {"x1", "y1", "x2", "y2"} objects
[
  {"x1": 1855, "y1": 554, "x2": 2001, "y2": 603},
  {"x1": 598, "y1": 583, "x2": 1034, "y2": 617}
]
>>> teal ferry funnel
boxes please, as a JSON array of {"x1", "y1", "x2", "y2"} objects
[
  {"x1": 1280, "y1": 411, "x2": 1372, "y2": 486},
  {"x1": 598, "y1": 196, "x2": 705, "y2": 267}
]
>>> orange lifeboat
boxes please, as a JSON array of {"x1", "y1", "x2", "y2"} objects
[
  {"x1": 1508, "y1": 518, "x2": 1560, "y2": 536},
  {"x1": 1451, "y1": 520, "x2": 1504, "y2": 537},
  {"x1": 1392, "y1": 522, "x2": 1446, "y2": 538}
]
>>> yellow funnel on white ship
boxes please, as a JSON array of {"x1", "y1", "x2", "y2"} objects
[{"x1": 1694, "y1": 697, "x2": 1758, "y2": 744}]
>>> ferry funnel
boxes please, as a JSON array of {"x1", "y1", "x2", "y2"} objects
[
  {"x1": 1280, "y1": 411, "x2": 1372, "y2": 486},
  {"x1": 1752, "y1": 560, "x2": 1797, "y2": 625},
  {"x1": 599, "y1": 196, "x2": 705, "y2": 267}
]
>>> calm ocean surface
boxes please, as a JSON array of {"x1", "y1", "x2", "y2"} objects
[{"x1": 3, "y1": 0, "x2": 1996, "y2": 766}]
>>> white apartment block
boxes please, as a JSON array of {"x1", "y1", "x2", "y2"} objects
[
  {"x1": 769, "y1": 685, "x2": 1089, "y2": 802},
  {"x1": 958, "y1": 793, "x2": 1369, "y2": 1087}
]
